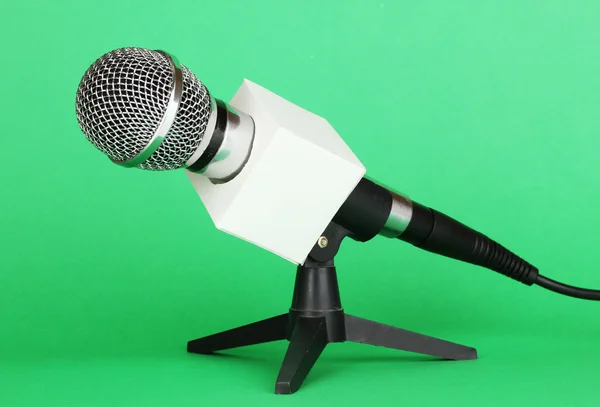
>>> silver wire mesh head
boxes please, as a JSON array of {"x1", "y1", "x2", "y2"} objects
[{"x1": 75, "y1": 47, "x2": 212, "y2": 170}]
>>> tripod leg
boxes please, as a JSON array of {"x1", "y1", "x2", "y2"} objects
[
  {"x1": 275, "y1": 317, "x2": 328, "y2": 394},
  {"x1": 345, "y1": 314, "x2": 477, "y2": 360},
  {"x1": 187, "y1": 314, "x2": 288, "y2": 354}
]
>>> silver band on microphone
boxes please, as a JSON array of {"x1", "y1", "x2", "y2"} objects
[
  {"x1": 111, "y1": 50, "x2": 183, "y2": 168},
  {"x1": 185, "y1": 98, "x2": 255, "y2": 183},
  {"x1": 380, "y1": 192, "x2": 414, "y2": 238}
]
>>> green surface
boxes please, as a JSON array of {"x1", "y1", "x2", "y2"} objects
[{"x1": 1, "y1": 0, "x2": 600, "y2": 405}]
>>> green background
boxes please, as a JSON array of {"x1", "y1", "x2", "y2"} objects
[{"x1": 1, "y1": 0, "x2": 599, "y2": 405}]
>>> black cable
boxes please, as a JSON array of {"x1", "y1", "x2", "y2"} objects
[{"x1": 534, "y1": 275, "x2": 600, "y2": 301}]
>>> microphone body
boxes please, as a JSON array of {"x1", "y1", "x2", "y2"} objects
[
  {"x1": 75, "y1": 47, "x2": 538, "y2": 283},
  {"x1": 75, "y1": 46, "x2": 600, "y2": 302}
]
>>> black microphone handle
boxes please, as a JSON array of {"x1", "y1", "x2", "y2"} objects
[{"x1": 333, "y1": 178, "x2": 539, "y2": 285}]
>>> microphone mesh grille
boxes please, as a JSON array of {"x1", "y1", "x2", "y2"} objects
[{"x1": 75, "y1": 47, "x2": 211, "y2": 170}]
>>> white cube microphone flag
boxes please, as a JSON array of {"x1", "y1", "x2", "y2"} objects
[
  {"x1": 75, "y1": 47, "x2": 600, "y2": 394},
  {"x1": 187, "y1": 79, "x2": 366, "y2": 264}
]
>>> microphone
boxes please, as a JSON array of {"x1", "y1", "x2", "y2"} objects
[{"x1": 76, "y1": 47, "x2": 600, "y2": 301}]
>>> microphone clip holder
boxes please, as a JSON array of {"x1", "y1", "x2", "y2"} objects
[{"x1": 187, "y1": 222, "x2": 477, "y2": 394}]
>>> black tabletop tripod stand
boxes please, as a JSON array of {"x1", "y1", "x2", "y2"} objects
[{"x1": 187, "y1": 222, "x2": 477, "y2": 394}]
